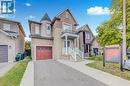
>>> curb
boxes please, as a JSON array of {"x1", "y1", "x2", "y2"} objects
[{"x1": 20, "y1": 61, "x2": 34, "y2": 86}]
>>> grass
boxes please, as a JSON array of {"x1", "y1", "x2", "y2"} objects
[
  {"x1": 0, "y1": 58, "x2": 30, "y2": 86},
  {"x1": 87, "y1": 55, "x2": 103, "y2": 61},
  {"x1": 87, "y1": 61, "x2": 130, "y2": 80}
]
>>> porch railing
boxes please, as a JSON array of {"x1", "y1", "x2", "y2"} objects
[{"x1": 62, "y1": 47, "x2": 84, "y2": 61}]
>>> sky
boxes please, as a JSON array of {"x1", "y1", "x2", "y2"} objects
[{"x1": 3, "y1": 0, "x2": 112, "y2": 40}]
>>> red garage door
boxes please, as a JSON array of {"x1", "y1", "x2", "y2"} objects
[{"x1": 36, "y1": 46, "x2": 52, "y2": 60}]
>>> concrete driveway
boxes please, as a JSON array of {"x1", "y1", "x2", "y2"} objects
[
  {"x1": 34, "y1": 60, "x2": 107, "y2": 86},
  {"x1": 0, "y1": 62, "x2": 16, "y2": 77}
]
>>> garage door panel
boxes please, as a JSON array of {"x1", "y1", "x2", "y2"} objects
[
  {"x1": 0, "y1": 45, "x2": 8, "y2": 62},
  {"x1": 36, "y1": 46, "x2": 52, "y2": 60}
]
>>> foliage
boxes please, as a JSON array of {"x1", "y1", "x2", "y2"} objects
[
  {"x1": 25, "y1": 41, "x2": 31, "y2": 56},
  {"x1": 0, "y1": 59, "x2": 30, "y2": 86},
  {"x1": 25, "y1": 41, "x2": 31, "y2": 50},
  {"x1": 87, "y1": 55, "x2": 103, "y2": 61},
  {"x1": 87, "y1": 61, "x2": 130, "y2": 80},
  {"x1": 97, "y1": 0, "x2": 130, "y2": 48}
]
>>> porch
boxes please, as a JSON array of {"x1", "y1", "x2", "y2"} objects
[{"x1": 61, "y1": 32, "x2": 84, "y2": 61}]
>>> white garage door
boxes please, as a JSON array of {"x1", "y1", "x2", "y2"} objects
[{"x1": 0, "y1": 45, "x2": 8, "y2": 62}]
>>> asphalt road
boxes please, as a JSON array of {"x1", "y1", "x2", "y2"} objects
[{"x1": 34, "y1": 60, "x2": 108, "y2": 86}]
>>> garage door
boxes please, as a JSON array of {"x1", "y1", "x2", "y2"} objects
[
  {"x1": 36, "y1": 46, "x2": 52, "y2": 60},
  {"x1": 0, "y1": 45, "x2": 8, "y2": 62}
]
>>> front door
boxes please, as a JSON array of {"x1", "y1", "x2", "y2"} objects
[{"x1": 64, "y1": 40, "x2": 70, "y2": 48}]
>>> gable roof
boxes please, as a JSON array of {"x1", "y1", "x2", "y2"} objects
[
  {"x1": 52, "y1": 9, "x2": 78, "y2": 25},
  {"x1": 28, "y1": 20, "x2": 42, "y2": 33},
  {"x1": 78, "y1": 24, "x2": 95, "y2": 39},
  {"x1": 40, "y1": 13, "x2": 51, "y2": 22},
  {"x1": 0, "y1": 18, "x2": 26, "y2": 37},
  {"x1": 78, "y1": 24, "x2": 92, "y2": 33}
]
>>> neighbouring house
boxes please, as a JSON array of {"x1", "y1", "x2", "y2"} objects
[
  {"x1": 29, "y1": 9, "x2": 84, "y2": 61},
  {"x1": 0, "y1": 18, "x2": 26, "y2": 62},
  {"x1": 78, "y1": 24, "x2": 100, "y2": 57}
]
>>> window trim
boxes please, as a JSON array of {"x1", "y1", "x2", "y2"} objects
[
  {"x1": 62, "y1": 22, "x2": 72, "y2": 32},
  {"x1": 46, "y1": 24, "x2": 51, "y2": 35},
  {"x1": 64, "y1": 40, "x2": 71, "y2": 48},
  {"x1": 86, "y1": 32, "x2": 91, "y2": 39},
  {"x1": 35, "y1": 24, "x2": 40, "y2": 34}
]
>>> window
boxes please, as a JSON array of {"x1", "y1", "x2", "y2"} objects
[
  {"x1": 35, "y1": 24, "x2": 40, "y2": 34},
  {"x1": 64, "y1": 41, "x2": 70, "y2": 48},
  {"x1": 3, "y1": 23, "x2": 10, "y2": 31},
  {"x1": 63, "y1": 24, "x2": 72, "y2": 32},
  {"x1": 46, "y1": 24, "x2": 51, "y2": 35},
  {"x1": 86, "y1": 33, "x2": 90, "y2": 39}
]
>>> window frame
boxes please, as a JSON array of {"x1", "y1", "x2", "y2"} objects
[
  {"x1": 46, "y1": 24, "x2": 51, "y2": 35},
  {"x1": 64, "y1": 40, "x2": 71, "y2": 48},
  {"x1": 86, "y1": 32, "x2": 91, "y2": 40},
  {"x1": 62, "y1": 22, "x2": 72, "y2": 32},
  {"x1": 35, "y1": 24, "x2": 40, "y2": 34}
]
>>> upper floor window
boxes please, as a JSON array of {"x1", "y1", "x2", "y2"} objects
[
  {"x1": 46, "y1": 24, "x2": 51, "y2": 35},
  {"x1": 3, "y1": 23, "x2": 10, "y2": 31},
  {"x1": 86, "y1": 33, "x2": 91, "y2": 39},
  {"x1": 35, "y1": 24, "x2": 40, "y2": 34},
  {"x1": 63, "y1": 24, "x2": 72, "y2": 32}
]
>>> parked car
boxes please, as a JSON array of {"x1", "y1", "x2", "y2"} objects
[{"x1": 15, "y1": 52, "x2": 25, "y2": 61}]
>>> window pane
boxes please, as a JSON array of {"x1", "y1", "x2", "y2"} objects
[
  {"x1": 63, "y1": 24, "x2": 71, "y2": 32},
  {"x1": 64, "y1": 41, "x2": 70, "y2": 47},
  {"x1": 46, "y1": 26, "x2": 51, "y2": 35},
  {"x1": 35, "y1": 24, "x2": 40, "y2": 34},
  {"x1": 86, "y1": 32, "x2": 90, "y2": 39}
]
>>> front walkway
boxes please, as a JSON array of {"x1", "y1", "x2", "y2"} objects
[
  {"x1": 0, "y1": 62, "x2": 16, "y2": 77},
  {"x1": 58, "y1": 60, "x2": 130, "y2": 86}
]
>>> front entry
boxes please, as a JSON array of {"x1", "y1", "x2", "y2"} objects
[
  {"x1": 36, "y1": 46, "x2": 52, "y2": 60},
  {"x1": 84, "y1": 44, "x2": 91, "y2": 56}
]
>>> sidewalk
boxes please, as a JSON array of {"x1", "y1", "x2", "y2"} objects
[
  {"x1": 0, "y1": 62, "x2": 16, "y2": 77},
  {"x1": 58, "y1": 60, "x2": 130, "y2": 86},
  {"x1": 20, "y1": 61, "x2": 34, "y2": 86}
]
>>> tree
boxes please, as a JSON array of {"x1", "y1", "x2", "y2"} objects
[
  {"x1": 25, "y1": 41, "x2": 31, "y2": 50},
  {"x1": 97, "y1": 21, "x2": 122, "y2": 46},
  {"x1": 97, "y1": 0, "x2": 130, "y2": 48},
  {"x1": 25, "y1": 41, "x2": 31, "y2": 56}
]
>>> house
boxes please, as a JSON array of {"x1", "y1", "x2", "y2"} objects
[
  {"x1": 78, "y1": 24, "x2": 100, "y2": 57},
  {"x1": 29, "y1": 9, "x2": 84, "y2": 61},
  {"x1": 0, "y1": 18, "x2": 26, "y2": 62}
]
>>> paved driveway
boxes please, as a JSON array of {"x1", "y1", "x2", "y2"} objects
[
  {"x1": 0, "y1": 62, "x2": 16, "y2": 77},
  {"x1": 34, "y1": 60, "x2": 107, "y2": 86}
]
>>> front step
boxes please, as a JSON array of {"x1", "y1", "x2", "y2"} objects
[
  {"x1": 61, "y1": 54, "x2": 84, "y2": 62},
  {"x1": 61, "y1": 54, "x2": 71, "y2": 60}
]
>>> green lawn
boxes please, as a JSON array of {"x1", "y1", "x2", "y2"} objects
[
  {"x1": 87, "y1": 61, "x2": 130, "y2": 80},
  {"x1": 86, "y1": 55, "x2": 103, "y2": 61},
  {"x1": 0, "y1": 59, "x2": 30, "y2": 86}
]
